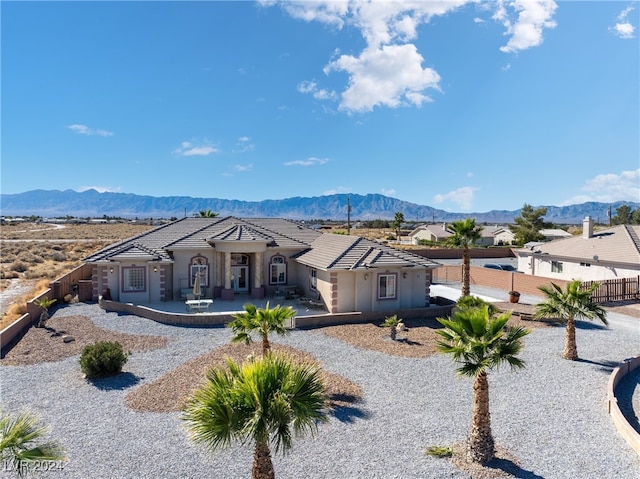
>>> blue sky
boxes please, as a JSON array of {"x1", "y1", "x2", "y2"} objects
[{"x1": 2, "y1": 1, "x2": 639, "y2": 213}]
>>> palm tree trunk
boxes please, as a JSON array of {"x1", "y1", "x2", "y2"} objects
[
  {"x1": 563, "y1": 316, "x2": 578, "y2": 360},
  {"x1": 261, "y1": 335, "x2": 271, "y2": 356},
  {"x1": 252, "y1": 440, "x2": 275, "y2": 479},
  {"x1": 467, "y1": 371, "x2": 494, "y2": 464},
  {"x1": 461, "y1": 247, "x2": 471, "y2": 297}
]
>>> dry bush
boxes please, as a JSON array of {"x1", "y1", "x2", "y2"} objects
[{"x1": 9, "y1": 261, "x2": 28, "y2": 273}]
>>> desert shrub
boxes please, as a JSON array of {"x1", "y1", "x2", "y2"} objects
[
  {"x1": 80, "y1": 341, "x2": 129, "y2": 379},
  {"x1": 17, "y1": 251, "x2": 44, "y2": 264},
  {"x1": 51, "y1": 244, "x2": 63, "y2": 251},
  {"x1": 9, "y1": 261, "x2": 28, "y2": 273},
  {"x1": 1, "y1": 270, "x2": 19, "y2": 279},
  {"x1": 49, "y1": 251, "x2": 67, "y2": 262}
]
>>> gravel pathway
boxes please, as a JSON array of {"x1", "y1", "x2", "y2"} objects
[{"x1": 1, "y1": 301, "x2": 639, "y2": 479}]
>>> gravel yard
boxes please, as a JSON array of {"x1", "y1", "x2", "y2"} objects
[{"x1": 1, "y1": 299, "x2": 639, "y2": 479}]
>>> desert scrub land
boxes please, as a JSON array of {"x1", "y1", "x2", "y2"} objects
[{"x1": 0, "y1": 222, "x2": 155, "y2": 328}]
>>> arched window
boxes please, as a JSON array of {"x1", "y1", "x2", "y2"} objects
[{"x1": 270, "y1": 255, "x2": 287, "y2": 284}]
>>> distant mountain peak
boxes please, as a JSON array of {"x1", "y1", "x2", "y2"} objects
[{"x1": 1, "y1": 189, "x2": 637, "y2": 224}]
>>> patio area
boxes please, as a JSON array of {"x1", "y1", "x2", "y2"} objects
[{"x1": 137, "y1": 293, "x2": 327, "y2": 317}]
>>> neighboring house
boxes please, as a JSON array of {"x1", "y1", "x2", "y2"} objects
[
  {"x1": 83, "y1": 216, "x2": 441, "y2": 314},
  {"x1": 539, "y1": 229, "x2": 573, "y2": 241},
  {"x1": 408, "y1": 224, "x2": 453, "y2": 244},
  {"x1": 492, "y1": 227, "x2": 516, "y2": 246},
  {"x1": 516, "y1": 216, "x2": 640, "y2": 281}
]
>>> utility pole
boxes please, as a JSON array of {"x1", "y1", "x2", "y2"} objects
[{"x1": 347, "y1": 195, "x2": 352, "y2": 235}]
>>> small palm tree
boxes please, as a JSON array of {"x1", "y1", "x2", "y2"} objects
[
  {"x1": 535, "y1": 280, "x2": 607, "y2": 360},
  {"x1": 381, "y1": 315, "x2": 400, "y2": 340},
  {"x1": 228, "y1": 302, "x2": 296, "y2": 356},
  {"x1": 33, "y1": 297, "x2": 56, "y2": 328},
  {"x1": 0, "y1": 409, "x2": 66, "y2": 478},
  {"x1": 182, "y1": 353, "x2": 328, "y2": 479},
  {"x1": 437, "y1": 305, "x2": 530, "y2": 464},
  {"x1": 445, "y1": 218, "x2": 483, "y2": 297}
]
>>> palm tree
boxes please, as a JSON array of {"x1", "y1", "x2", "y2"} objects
[
  {"x1": 33, "y1": 297, "x2": 56, "y2": 328},
  {"x1": 437, "y1": 305, "x2": 530, "y2": 464},
  {"x1": 182, "y1": 353, "x2": 328, "y2": 479},
  {"x1": 198, "y1": 209, "x2": 218, "y2": 218},
  {"x1": 534, "y1": 280, "x2": 607, "y2": 360},
  {"x1": 391, "y1": 212, "x2": 405, "y2": 241},
  {"x1": 445, "y1": 218, "x2": 483, "y2": 297},
  {"x1": 0, "y1": 409, "x2": 66, "y2": 478},
  {"x1": 228, "y1": 302, "x2": 296, "y2": 356}
]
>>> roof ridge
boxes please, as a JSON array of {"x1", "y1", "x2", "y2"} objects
[
  {"x1": 326, "y1": 235, "x2": 361, "y2": 269},
  {"x1": 240, "y1": 218, "x2": 314, "y2": 246},
  {"x1": 624, "y1": 225, "x2": 640, "y2": 253},
  {"x1": 163, "y1": 217, "x2": 223, "y2": 248}
]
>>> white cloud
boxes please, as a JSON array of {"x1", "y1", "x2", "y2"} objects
[
  {"x1": 67, "y1": 124, "x2": 113, "y2": 137},
  {"x1": 323, "y1": 186, "x2": 352, "y2": 195},
  {"x1": 235, "y1": 136, "x2": 255, "y2": 153},
  {"x1": 173, "y1": 140, "x2": 218, "y2": 157},
  {"x1": 611, "y1": 22, "x2": 635, "y2": 39},
  {"x1": 560, "y1": 169, "x2": 640, "y2": 205},
  {"x1": 283, "y1": 157, "x2": 330, "y2": 166},
  {"x1": 77, "y1": 186, "x2": 121, "y2": 193},
  {"x1": 381, "y1": 188, "x2": 396, "y2": 196},
  {"x1": 325, "y1": 43, "x2": 440, "y2": 112},
  {"x1": 610, "y1": 6, "x2": 635, "y2": 39},
  {"x1": 495, "y1": 0, "x2": 558, "y2": 53},
  {"x1": 433, "y1": 186, "x2": 478, "y2": 210},
  {"x1": 233, "y1": 163, "x2": 253, "y2": 172},
  {"x1": 270, "y1": 0, "x2": 557, "y2": 113}
]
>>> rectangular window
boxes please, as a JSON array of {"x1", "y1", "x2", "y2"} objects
[
  {"x1": 551, "y1": 261, "x2": 563, "y2": 273},
  {"x1": 191, "y1": 265, "x2": 209, "y2": 287},
  {"x1": 378, "y1": 274, "x2": 397, "y2": 299},
  {"x1": 123, "y1": 267, "x2": 145, "y2": 292},
  {"x1": 270, "y1": 264, "x2": 286, "y2": 284},
  {"x1": 309, "y1": 269, "x2": 317, "y2": 290}
]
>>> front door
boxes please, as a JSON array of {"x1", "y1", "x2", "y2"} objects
[{"x1": 231, "y1": 265, "x2": 249, "y2": 292}]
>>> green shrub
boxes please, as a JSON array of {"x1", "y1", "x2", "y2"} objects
[{"x1": 79, "y1": 341, "x2": 129, "y2": 379}]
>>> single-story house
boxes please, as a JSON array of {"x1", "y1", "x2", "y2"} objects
[
  {"x1": 492, "y1": 227, "x2": 516, "y2": 246},
  {"x1": 408, "y1": 224, "x2": 453, "y2": 244},
  {"x1": 516, "y1": 216, "x2": 640, "y2": 281},
  {"x1": 83, "y1": 216, "x2": 442, "y2": 314}
]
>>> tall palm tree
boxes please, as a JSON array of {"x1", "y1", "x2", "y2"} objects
[
  {"x1": 182, "y1": 353, "x2": 328, "y2": 479},
  {"x1": 445, "y1": 218, "x2": 483, "y2": 297},
  {"x1": 228, "y1": 302, "x2": 296, "y2": 356},
  {"x1": 0, "y1": 409, "x2": 66, "y2": 478},
  {"x1": 437, "y1": 305, "x2": 530, "y2": 464},
  {"x1": 535, "y1": 280, "x2": 607, "y2": 360}
]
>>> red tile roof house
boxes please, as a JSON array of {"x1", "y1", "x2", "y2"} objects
[{"x1": 83, "y1": 217, "x2": 444, "y2": 324}]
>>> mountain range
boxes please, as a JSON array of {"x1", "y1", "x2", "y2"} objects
[{"x1": 1, "y1": 189, "x2": 636, "y2": 224}]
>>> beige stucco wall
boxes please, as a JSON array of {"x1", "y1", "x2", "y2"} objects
[{"x1": 518, "y1": 254, "x2": 639, "y2": 281}]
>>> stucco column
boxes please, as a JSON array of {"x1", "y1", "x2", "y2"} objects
[
  {"x1": 254, "y1": 251, "x2": 263, "y2": 288},
  {"x1": 224, "y1": 252, "x2": 231, "y2": 289}
]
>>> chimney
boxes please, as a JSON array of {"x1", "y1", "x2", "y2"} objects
[{"x1": 583, "y1": 216, "x2": 594, "y2": 239}]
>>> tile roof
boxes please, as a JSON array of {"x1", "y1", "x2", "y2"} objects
[
  {"x1": 84, "y1": 217, "x2": 322, "y2": 262},
  {"x1": 293, "y1": 234, "x2": 440, "y2": 271},
  {"x1": 519, "y1": 224, "x2": 640, "y2": 265}
]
